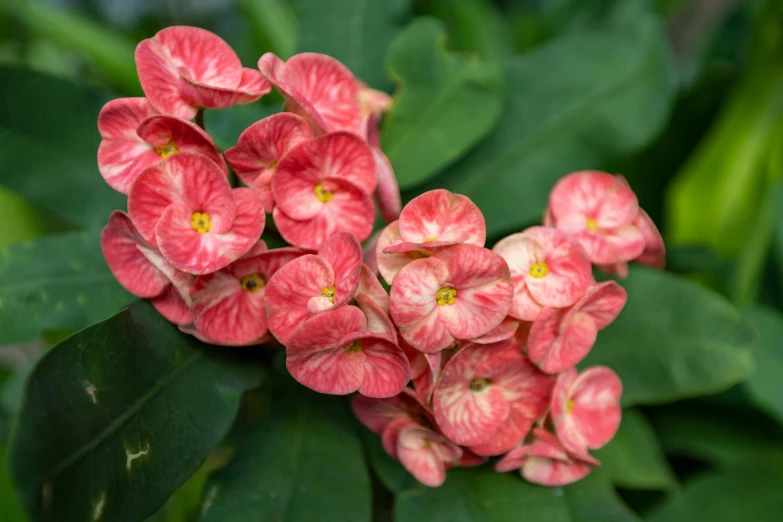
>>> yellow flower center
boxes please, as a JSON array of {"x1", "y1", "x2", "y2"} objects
[
  {"x1": 191, "y1": 212, "x2": 211, "y2": 233},
  {"x1": 565, "y1": 399, "x2": 575, "y2": 414},
  {"x1": 240, "y1": 274, "x2": 265, "y2": 292},
  {"x1": 268, "y1": 158, "x2": 278, "y2": 169},
  {"x1": 424, "y1": 237, "x2": 437, "y2": 242},
  {"x1": 314, "y1": 182, "x2": 333, "y2": 203},
  {"x1": 586, "y1": 217, "x2": 599, "y2": 232},
  {"x1": 155, "y1": 140, "x2": 179, "y2": 159},
  {"x1": 345, "y1": 340, "x2": 363, "y2": 354},
  {"x1": 322, "y1": 286, "x2": 336, "y2": 303},
  {"x1": 529, "y1": 262, "x2": 549, "y2": 278},
  {"x1": 469, "y1": 378, "x2": 491, "y2": 392},
  {"x1": 436, "y1": 287, "x2": 457, "y2": 306}
]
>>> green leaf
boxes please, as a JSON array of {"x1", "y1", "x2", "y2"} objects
[
  {"x1": 0, "y1": 188, "x2": 47, "y2": 250},
  {"x1": 9, "y1": 301, "x2": 260, "y2": 522},
  {"x1": 204, "y1": 103, "x2": 279, "y2": 151},
  {"x1": 394, "y1": 467, "x2": 571, "y2": 522},
  {"x1": 417, "y1": 13, "x2": 676, "y2": 236},
  {"x1": 593, "y1": 409, "x2": 676, "y2": 490},
  {"x1": 583, "y1": 267, "x2": 755, "y2": 406},
  {"x1": 0, "y1": 231, "x2": 134, "y2": 345},
  {"x1": 651, "y1": 403, "x2": 783, "y2": 470},
  {"x1": 0, "y1": 66, "x2": 125, "y2": 228},
  {"x1": 239, "y1": 0, "x2": 299, "y2": 59},
  {"x1": 382, "y1": 18, "x2": 504, "y2": 189},
  {"x1": 393, "y1": 466, "x2": 640, "y2": 522},
  {"x1": 647, "y1": 469, "x2": 783, "y2": 522},
  {"x1": 296, "y1": 0, "x2": 412, "y2": 91},
  {"x1": 200, "y1": 386, "x2": 371, "y2": 522},
  {"x1": 563, "y1": 470, "x2": 642, "y2": 522},
  {"x1": 741, "y1": 306, "x2": 783, "y2": 424}
]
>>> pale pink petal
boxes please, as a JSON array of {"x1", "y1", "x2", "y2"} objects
[
  {"x1": 635, "y1": 209, "x2": 665, "y2": 269},
  {"x1": 178, "y1": 67, "x2": 271, "y2": 110},
  {"x1": 128, "y1": 152, "x2": 236, "y2": 245},
  {"x1": 357, "y1": 264, "x2": 390, "y2": 311},
  {"x1": 528, "y1": 307, "x2": 598, "y2": 374},
  {"x1": 136, "y1": 114, "x2": 227, "y2": 175},
  {"x1": 281, "y1": 53, "x2": 363, "y2": 135},
  {"x1": 399, "y1": 189, "x2": 486, "y2": 246},
  {"x1": 356, "y1": 334, "x2": 410, "y2": 398},
  {"x1": 468, "y1": 317, "x2": 520, "y2": 344},
  {"x1": 376, "y1": 221, "x2": 430, "y2": 286},
  {"x1": 492, "y1": 233, "x2": 545, "y2": 321},
  {"x1": 136, "y1": 26, "x2": 242, "y2": 119},
  {"x1": 273, "y1": 186, "x2": 374, "y2": 251},
  {"x1": 372, "y1": 148, "x2": 401, "y2": 223},
  {"x1": 351, "y1": 394, "x2": 417, "y2": 435},
  {"x1": 396, "y1": 426, "x2": 461, "y2": 488},
  {"x1": 317, "y1": 232, "x2": 362, "y2": 305},
  {"x1": 97, "y1": 98, "x2": 159, "y2": 193},
  {"x1": 100, "y1": 211, "x2": 169, "y2": 298},
  {"x1": 155, "y1": 188, "x2": 263, "y2": 274},
  {"x1": 578, "y1": 281, "x2": 627, "y2": 330},
  {"x1": 264, "y1": 254, "x2": 335, "y2": 344},
  {"x1": 356, "y1": 295, "x2": 395, "y2": 340},
  {"x1": 150, "y1": 285, "x2": 192, "y2": 325}
]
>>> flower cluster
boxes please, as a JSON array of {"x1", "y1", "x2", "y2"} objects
[
  {"x1": 352, "y1": 177, "x2": 662, "y2": 487},
  {"x1": 97, "y1": 26, "x2": 665, "y2": 489},
  {"x1": 98, "y1": 26, "x2": 398, "y2": 344}
]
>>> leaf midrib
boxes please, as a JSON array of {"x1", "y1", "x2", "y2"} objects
[{"x1": 41, "y1": 350, "x2": 203, "y2": 480}]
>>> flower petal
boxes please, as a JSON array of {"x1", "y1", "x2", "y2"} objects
[
  {"x1": 136, "y1": 115, "x2": 227, "y2": 175},
  {"x1": 317, "y1": 231, "x2": 362, "y2": 306},
  {"x1": 398, "y1": 189, "x2": 486, "y2": 246}
]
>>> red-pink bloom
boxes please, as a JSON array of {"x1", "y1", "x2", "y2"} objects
[
  {"x1": 636, "y1": 209, "x2": 665, "y2": 269},
  {"x1": 495, "y1": 428, "x2": 599, "y2": 486},
  {"x1": 264, "y1": 232, "x2": 363, "y2": 344},
  {"x1": 372, "y1": 147, "x2": 402, "y2": 223},
  {"x1": 493, "y1": 227, "x2": 592, "y2": 321},
  {"x1": 402, "y1": 341, "x2": 442, "y2": 404},
  {"x1": 286, "y1": 305, "x2": 410, "y2": 397},
  {"x1": 100, "y1": 211, "x2": 193, "y2": 325},
  {"x1": 469, "y1": 317, "x2": 520, "y2": 345},
  {"x1": 272, "y1": 132, "x2": 376, "y2": 250},
  {"x1": 190, "y1": 242, "x2": 304, "y2": 346},
  {"x1": 377, "y1": 190, "x2": 486, "y2": 284},
  {"x1": 97, "y1": 98, "x2": 226, "y2": 194},
  {"x1": 258, "y1": 52, "x2": 363, "y2": 136},
  {"x1": 136, "y1": 26, "x2": 270, "y2": 120},
  {"x1": 390, "y1": 244, "x2": 513, "y2": 353},
  {"x1": 127, "y1": 152, "x2": 264, "y2": 274},
  {"x1": 351, "y1": 391, "x2": 429, "y2": 436},
  {"x1": 395, "y1": 422, "x2": 462, "y2": 488},
  {"x1": 551, "y1": 366, "x2": 622, "y2": 454},
  {"x1": 223, "y1": 113, "x2": 311, "y2": 212},
  {"x1": 432, "y1": 339, "x2": 553, "y2": 454},
  {"x1": 528, "y1": 281, "x2": 627, "y2": 373},
  {"x1": 548, "y1": 171, "x2": 645, "y2": 265}
]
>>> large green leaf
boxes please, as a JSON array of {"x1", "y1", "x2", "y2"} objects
[
  {"x1": 583, "y1": 268, "x2": 755, "y2": 406},
  {"x1": 740, "y1": 306, "x2": 783, "y2": 424},
  {"x1": 647, "y1": 469, "x2": 783, "y2": 522},
  {"x1": 381, "y1": 18, "x2": 504, "y2": 189},
  {"x1": 295, "y1": 0, "x2": 411, "y2": 91},
  {"x1": 593, "y1": 409, "x2": 675, "y2": 490},
  {"x1": 0, "y1": 66, "x2": 125, "y2": 228},
  {"x1": 394, "y1": 466, "x2": 639, "y2": 522},
  {"x1": 0, "y1": 188, "x2": 47, "y2": 250},
  {"x1": 416, "y1": 13, "x2": 675, "y2": 236},
  {"x1": 9, "y1": 301, "x2": 260, "y2": 522},
  {"x1": 200, "y1": 386, "x2": 371, "y2": 522},
  {"x1": 650, "y1": 404, "x2": 783, "y2": 470},
  {"x1": 0, "y1": 231, "x2": 134, "y2": 344}
]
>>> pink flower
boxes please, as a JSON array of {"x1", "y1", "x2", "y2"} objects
[
  {"x1": 135, "y1": 26, "x2": 270, "y2": 120},
  {"x1": 432, "y1": 339, "x2": 554, "y2": 455},
  {"x1": 493, "y1": 227, "x2": 592, "y2": 321},
  {"x1": 547, "y1": 171, "x2": 645, "y2": 265},
  {"x1": 377, "y1": 190, "x2": 487, "y2": 285},
  {"x1": 372, "y1": 147, "x2": 402, "y2": 223},
  {"x1": 395, "y1": 422, "x2": 462, "y2": 487},
  {"x1": 127, "y1": 152, "x2": 264, "y2": 274},
  {"x1": 223, "y1": 113, "x2": 311, "y2": 212},
  {"x1": 551, "y1": 366, "x2": 622, "y2": 455},
  {"x1": 351, "y1": 391, "x2": 429, "y2": 436},
  {"x1": 258, "y1": 52, "x2": 363, "y2": 136},
  {"x1": 495, "y1": 428, "x2": 599, "y2": 486},
  {"x1": 264, "y1": 232, "x2": 363, "y2": 344},
  {"x1": 402, "y1": 341, "x2": 442, "y2": 404},
  {"x1": 286, "y1": 305, "x2": 410, "y2": 397},
  {"x1": 97, "y1": 98, "x2": 226, "y2": 194},
  {"x1": 390, "y1": 244, "x2": 513, "y2": 353},
  {"x1": 636, "y1": 209, "x2": 665, "y2": 269},
  {"x1": 100, "y1": 211, "x2": 193, "y2": 325},
  {"x1": 272, "y1": 132, "x2": 376, "y2": 250},
  {"x1": 190, "y1": 242, "x2": 304, "y2": 346},
  {"x1": 468, "y1": 317, "x2": 520, "y2": 345},
  {"x1": 528, "y1": 281, "x2": 627, "y2": 373}
]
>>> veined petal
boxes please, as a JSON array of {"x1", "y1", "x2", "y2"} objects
[
  {"x1": 178, "y1": 67, "x2": 271, "y2": 110},
  {"x1": 373, "y1": 148, "x2": 402, "y2": 223},
  {"x1": 352, "y1": 333, "x2": 410, "y2": 398},
  {"x1": 399, "y1": 189, "x2": 486, "y2": 246},
  {"x1": 396, "y1": 425, "x2": 461, "y2": 488},
  {"x1": 376, "y1": 221, "x2": 430, "y2": 286},
  {"x1": 136, "y1": 115, "x2": 227, "y2": 175},
  {"x1": 528, "y1": 307, "x2": 598, "y2": 374},
  {"x1": 317, "y1": 232, "x2": 362, "y2": 306},
  {"x1": 576, "y1": 281, "x2": 627, "y2": 330},
  {"x1": 150, "y1": 285, "x2": 192, "y2": 325}
]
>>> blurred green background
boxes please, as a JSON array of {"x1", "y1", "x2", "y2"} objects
[{"x1": 2, "y1": 0, "x2": 783, "y2": 521}]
